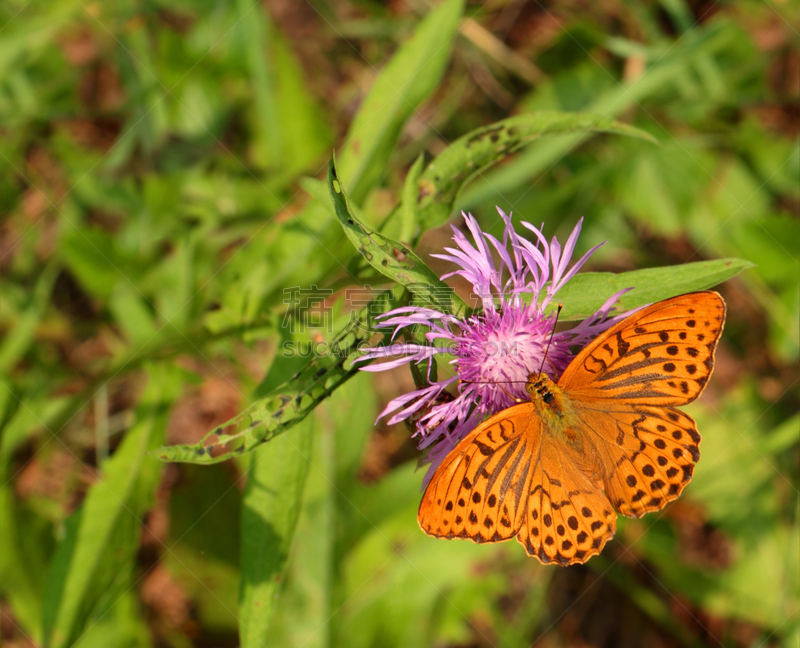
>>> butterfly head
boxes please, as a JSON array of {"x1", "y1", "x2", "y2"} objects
[
  {"x1": 525, "y1": 372, "x2": 581, "y2": 443},
  {"x1": 525, "y1": 372, "x2": 557, "y2": 402}
]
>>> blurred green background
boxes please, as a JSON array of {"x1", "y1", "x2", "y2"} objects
[{"x1": 0, "y1": 1, "x2": 798, "y2": 647}]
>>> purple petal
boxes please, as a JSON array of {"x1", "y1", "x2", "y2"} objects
[
  {"x1": 354, "y1": 206, "x2": 639, "y2": 473},
  {"x1": 355, "y1": 344, "x2": 445, "y2": 371},
  {"x1": 378, "y1": 378, "x2": 457, "y2": 425},
  {"x1": 553, "y1": 217, "x2": 583, "y2": 284},
  {"x1": 514, "y1": 238, "x2": 548, "y2": 294},
  {"x1": 550, "y1": 235, "x2": 561, "y2": 270},
  {"x1": 551, "y1": 241, "x2": 605, "y2": 295},
  {"x1": 520, "y1": 220, "x2": 549, "y2": 251},
  {"x1": 497, "y1": 207, "x2": 525, "y2": 281}
]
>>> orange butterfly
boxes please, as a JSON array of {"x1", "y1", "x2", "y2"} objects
[{"x1": 418, "y1": 291, "x2": 726, "y2": 565}]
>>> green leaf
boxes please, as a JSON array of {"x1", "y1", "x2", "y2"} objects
[
  {"x1": 0, "y1": 421, "x2": 39, "y2": 643},
  {"x1": 399, "y1": 153, "x2": 425, "y2": 242},
  {"x1": 0, "y1": 387, "x2": 72, "y2": 642},
  {"x1": 156, "y1": 296, "x2": 393, "y2": 465},
  {"x1": 272, "y1": 32, "x2": 332, "y2": 175},
  {"x1": 42, "y1": 366, "x2": 176, "y2": 648},
  {"x1": 550, "y1": 258, "x2": 754, "y2": 321},
  {"x1": 415, "y1": 111, "x2": 658, "y2": 231},
  {"x1": 238, "y1": 419, "x2": 314, "y2": 648},
  {"x1": 238, "y1": 0, "x2": 330, "y2": 174},
  {"x1": 237, "y1": 0, "x2": 279, "y2": 167},
  {"x1": 108, "y1": 285, "x2": 157, "y2": 346},
  {"x1": 328, "y1": 155, "x2": 468, "y2": 317},
  {"x1": 258, "y1": 383, "x2": 359, "y2": 648},
  {"x1": 337, "y1": 0, "x2": 464, "y2": 203},
  {"x1": 0, "y1": 261, "x2": 58, "y2": 375}
]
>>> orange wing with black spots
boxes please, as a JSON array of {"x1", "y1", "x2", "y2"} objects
[
  {"x1": 418, "y1": 403, "x2": 539, "y2": 543},
  {"x1": 418, "y1": 406, "x2": 620, "y2": 565},
  {"x1": 575, "y1": 405, "x2": 701, "y2": 518},
  {"x1": 562, "y1": 291, "x2": 724, "y2": 518},
  {"x1": 561, "y1": 291, "x2": 725, "y2": 405},
  {"x1": 515, "y1": 441, "x2": 617, "y2": 565},
  {"x1": 417, "y1": 291, "x2": 726, "y2": 565}
]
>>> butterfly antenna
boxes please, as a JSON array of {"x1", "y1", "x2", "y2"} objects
[
  {"x1": 537, "y1": 303, "x2": 563, "y2": 375},
  {"x1": 460, "y1": 378, "x2": 523, "y2": 403}
]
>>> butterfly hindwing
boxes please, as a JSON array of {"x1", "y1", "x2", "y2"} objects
[
  {"x1": 418, "y1": 404, "x2": 539, "y2": 543},
  {"x1": 561, "y1": 292, "x2": 726, "y2": 406},
  {"x1": 516, "y1": 442, "x2": 617, "y2": 565},
  {"x1": 576, "y1": 404, "x2": 701, "y2": 517}
]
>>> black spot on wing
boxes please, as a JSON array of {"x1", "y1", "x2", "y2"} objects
[{"x1": 616, "y1": 331, "x2": 630, "y2": 356}]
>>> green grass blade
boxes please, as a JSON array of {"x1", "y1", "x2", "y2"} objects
[
  {"x1": 0, "y1": 261, "x2": 58, "y2": 375},
  {"x1": 415, "y1": 111, "x2": 658, "y2": 231},
  {"x1": 338, "y1": 0, "x2": 464, "y2": 203},
  {"x1": 238, "y1": 419, "x2": 314, "y2": 648},
  {"x1": 0, "y1": 392, "x2": 40, "y2": 641},
  {"x1": 0, "y1": 388, "x2": 73, "y2": 642},
  {"x1": 237, "y1": 0, "x2": 330, "y2": 174},
  {"x1": 41, "y1": 366, "x2": 176, "y2": 648},
  {"x1": 399, "y1": 153, "x2": 425, "y2": 243},
  {"x1": 237, "y1": 0, "x2": 282, "y2": 169}
]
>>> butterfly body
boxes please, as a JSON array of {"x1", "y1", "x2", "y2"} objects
[
  {"x1": 527, "y1": 373, "x2": 582, "y2": 446},
  {"x1": 418, "y1": 291, "x2": 726, "y2": 565}
]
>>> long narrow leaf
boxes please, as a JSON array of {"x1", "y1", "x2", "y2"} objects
[
  {"x1": 238, "y1": 420, "x2": 314, "y2": 648},
  {"x1": 414, "y1": 111, "x2": 657, "y2": 231},
  {"x1": 42, "y1": 366, "x2": 175, "y2": 648},
  {"x1": 0, "y1": 261, "x2": 58, "y2": 375},
  {"x1": 0, "y1": 389, "x2": 75, "y2": 642},
  {"x1": 338, "y1": 0, "x2": 465, "y2": 203}
]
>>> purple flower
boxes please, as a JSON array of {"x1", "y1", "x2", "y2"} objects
[{"x1": 356, "y1": 208, "x2": 633, "y2": 483}]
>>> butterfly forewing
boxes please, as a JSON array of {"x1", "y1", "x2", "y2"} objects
[
  {"x1": 418, "y1": 404, "x2": 539, "y2": 543},
  {"x1": 516, "y1": 442, "x2": 617, "y2": 565},
  {"x1": 575, "y1": 404, "x2": 701, "y2": 518},
  {"x1": 561, "y1": 292, "x2": 726, "y2": 406}
]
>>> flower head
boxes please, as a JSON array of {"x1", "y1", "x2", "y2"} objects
[{"x1": 357, "y1": 208, "x2": 633, "y2": 482}]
